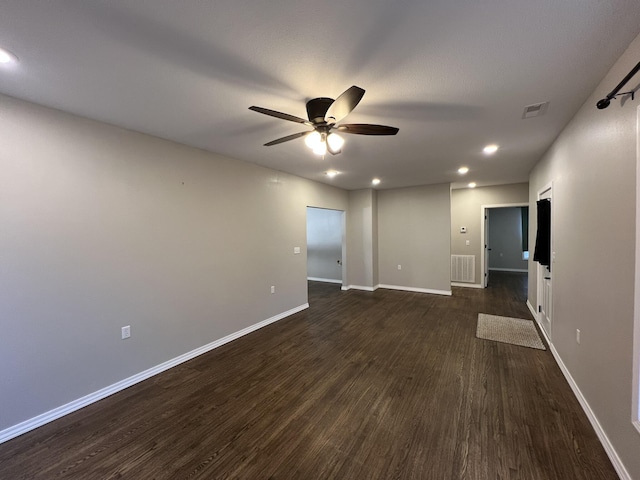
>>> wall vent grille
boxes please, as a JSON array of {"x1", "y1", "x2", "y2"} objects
[{"x1": 451, "y1": 255, "x2": 475, "y2": 283}]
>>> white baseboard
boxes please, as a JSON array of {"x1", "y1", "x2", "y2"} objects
[
  {"x1": 0, "y1": 303, "x2": 309, "y2": 445},
  {"x1": 529, "y1": 303, "x2": 628, "y2": 478},
  {"x1": 533, "y1": 301, "x2": 630, "y2": 479},
  {"x1": 307, "y1": 277, "x2": 342, "y2": 284},
  {"x1": 342, "y1": 284, "x2": 379, "y2": 292},
  {"x1": 547, "y1": 343, "x2": 631, "y2": 480},
  {"x1": 526, "y1": 299, "x2": 538, "y2": 320},
  {"x1": 488, "y1": 268, "x2": 528, "y2": 273},
  {"x1": 378, "y1": 284, "x2": 452, "y2": 296},
  {"x1": 451, "y1": 282, "x2": 483, "y2": 289}
]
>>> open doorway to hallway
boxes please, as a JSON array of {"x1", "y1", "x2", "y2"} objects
[
  {"x1": 484, "y1": 206, "x2": 529, "y2": 286},
  {"x1": 481, "y1": 203, "x2": 528, "y2": 289},
  {"x1": 306, "y1": 207, "x2": 345, "y2": 294}
]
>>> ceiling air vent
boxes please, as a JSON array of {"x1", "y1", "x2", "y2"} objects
[{"x1": 522, "y1": 101, "x2": 549, "y2": 119}]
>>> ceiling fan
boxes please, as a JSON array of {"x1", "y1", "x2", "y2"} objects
[{"x1": 249, "y1": 86, "x2": 399, "y2": 156}]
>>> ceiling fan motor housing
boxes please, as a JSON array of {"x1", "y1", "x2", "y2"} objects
[{"x1": 306, "y1": 97, "x2": 334, "y2": 124}]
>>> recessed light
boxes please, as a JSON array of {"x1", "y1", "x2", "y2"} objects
[
  {"x1": 483, "y1": 144, "x2": 499, "y2": 155},
  {"x1": 0, "y1": 47, "x2": 18, "y2": 64},
  {"x1": 325, "y1": 170, "x2": 339, "y2": 178},
  {"x1": 372, "y1": 178, "x2": 381, "y2": 186},
  {"x1": 458, "y1": 166, "x2": 469, "y2": 174},
  {"x1": 468, "y1": 182, "x2": 477, "y2": 188}
]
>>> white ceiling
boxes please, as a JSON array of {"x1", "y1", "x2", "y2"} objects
[{"x1": 2, "y1": 0, "x2": 640, "y2": 190}]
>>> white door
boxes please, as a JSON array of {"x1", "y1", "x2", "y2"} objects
[
  {"x1": 539, "y1": 263, "x2": 552, "y2": 336},
  {"x1": 537, "y1": 187, "x2": 552, "y2": 338}
]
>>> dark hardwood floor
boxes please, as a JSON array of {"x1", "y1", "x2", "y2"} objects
[{"x1": 0, "y1": 272, "x2": 618, "y2": 479}]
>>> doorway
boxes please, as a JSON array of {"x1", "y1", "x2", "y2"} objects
[
  {"x1": 306, "y1": 207, "x2": 345, "y2": 287},
  {"x1": 481, "y1": 203, "x2": 528, "y2": 288}
]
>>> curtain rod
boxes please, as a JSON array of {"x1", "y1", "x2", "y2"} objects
[{"x1": 596, "y1": 61, "x2": 640, "y2": 109}]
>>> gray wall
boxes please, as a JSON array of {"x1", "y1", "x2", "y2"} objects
[
  {"x1": 306, "y1": 207, "x2": 343, "y2": 282},
  {"x1": 528, "y1": 32, "x2": 640, "y2": 478},
  {"x1": 346, "y1": 189, "x2": 378, "y2": 289},
  {"x1": 378, "y1": 184, "x2": 451, "y2": 293},
  {"x1": 451, "y1": 183, "x2": 529, "y2": 284},
  {"x1": 0, "y1": 94, "x2": 348, "y2": 431},
  {"x1": 488, "y1": 207, "x2": 528, "y2": 271}
]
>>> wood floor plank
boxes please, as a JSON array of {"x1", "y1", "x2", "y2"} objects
[{"x1": 0, "y1": 272, "x2": 619, "y2": 479}]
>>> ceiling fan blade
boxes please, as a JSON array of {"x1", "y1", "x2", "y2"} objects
[
  {"x1": 264, "y1": 131, "x2": 310, "y2": 146},
  {"x1": 249, "y1": 106, "x2": 313, "y2": 126},
  {"x1": 336, "y1": 124, "x2": 399, "y2": 135},
  {"x1": 325, "y1": 86, "x2": 365, "y2": 124}
]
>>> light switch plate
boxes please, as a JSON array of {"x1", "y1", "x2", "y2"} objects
[{"x1": 293, "y1": 246, "x2": 301, "y2": 254}]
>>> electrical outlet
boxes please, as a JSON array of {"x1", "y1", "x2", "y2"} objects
[
  {"x1": 576, "y1": 329, "x2": 581, "y2": 345},
  {"x1": 121, "y1": 325, "x2": 131, "y2": 340},
  {"x1": 271, "y1": 285, "x2": 275, "y2": 294},
  {"x1": 397, "y1": 264, "x2": 402, "y2": 270}
]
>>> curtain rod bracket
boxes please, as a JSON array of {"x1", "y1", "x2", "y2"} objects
[{"x1": 619, "y1": 91, "x2": 635, "y2": 101}]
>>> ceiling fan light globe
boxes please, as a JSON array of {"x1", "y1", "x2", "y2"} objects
[
  {"x1": 313, "y1": 142, "x2": 327, "y2": 156},
  {"x1": 305, "y1": 131, "x2": 322, "y2": 149},
  {"x1": 327, "y1": 133, "x2": 344, "y2": 152}
]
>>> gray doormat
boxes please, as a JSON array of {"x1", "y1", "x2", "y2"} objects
[{"x1": 476, "y1": 313, "x2": 546, "y2": 350}]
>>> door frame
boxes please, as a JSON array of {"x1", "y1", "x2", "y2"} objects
[
  {"x1": 536, "y1": 182, "x2": 553, "y2": 341},
  {"x1": 480, "y1": 202, "x2": 528, "y2": 288},
  {"x1": 632, "y1": 106, "x2": 640, "y2": 433}
]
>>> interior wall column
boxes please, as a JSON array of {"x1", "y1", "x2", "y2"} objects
[{"x1": 346, "y1": 189, "x2": 378, "y2": 289}]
